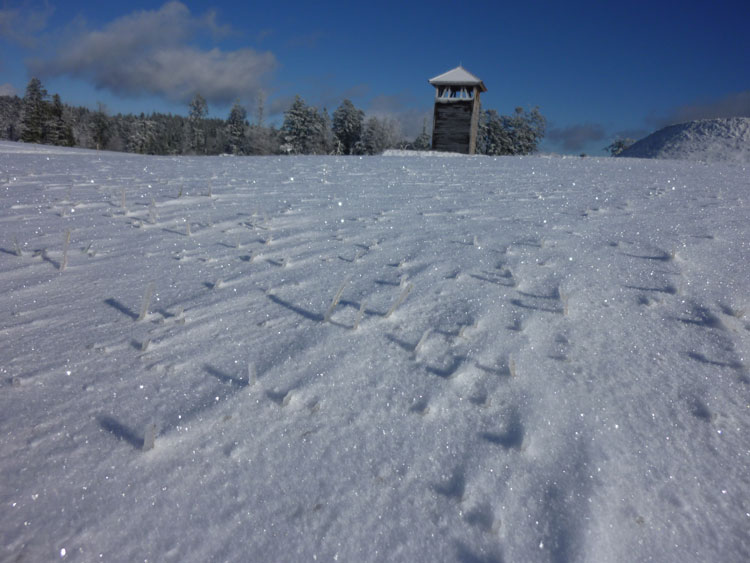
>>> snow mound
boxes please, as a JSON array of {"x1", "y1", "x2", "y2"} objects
[
  {"x1": 620, "y1": 117, "x2": 750, "y2": 162},
  {"x1": 382, "y1": 149, "x2": 470, "y2": 157}
]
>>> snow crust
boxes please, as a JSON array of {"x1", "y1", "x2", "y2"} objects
[
  {"x1": 621, "y1": 117, "x2": 750, "y2": 162},
  {"x1": 1, "y1": 141, "x2": 749, "y2": 562}
]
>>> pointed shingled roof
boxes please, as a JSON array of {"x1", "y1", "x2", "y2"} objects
[{"x1": 428, "y1": 66, "x2": 487, "y2": 92}]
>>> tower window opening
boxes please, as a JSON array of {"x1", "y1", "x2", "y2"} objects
[{"x1": 437, "y1": 86, "x2": 474, "y2": 100}]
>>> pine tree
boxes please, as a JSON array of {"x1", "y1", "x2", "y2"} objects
[
  {"x1": 356, "y1": 116, "x2": 399, "y2": 155},
  {"x1": 92, "y1": 103, "x2": 111, "y2": 151},
  {"x1": 0, "y1": 95, "x2": 23, "y2": 141},
  {"x1": 226, "y1": 101, "x2": 248, "y2": 155},
  {"x1": 48, "y1": 94, "x2": 74, "y2": 146},
  {"x1": 188, "y1": 94, "x2": 208, "y2": 154},
  {"x1": 126, "y1": 117, "x2": 158, "y2": 154},
  {"x1": 280, "y1": 95, "x2": 330, "y2": 154},
  {"x1": 280, "y1": 96, "x2": 306, "y2": 154},
  {"x1": 332, "y1": 99, "x2": 364, "y2": 155},
  {"x1": 21, "y1": 78, "x2": 49, "y2": 143}
]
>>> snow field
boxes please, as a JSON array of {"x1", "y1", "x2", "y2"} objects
[
  {"x1": 1, "y1": 142, "x2": 749, "y2": 562},
  {"x1": 621, "y1": 117, "x2": 750, "y2": 162}
]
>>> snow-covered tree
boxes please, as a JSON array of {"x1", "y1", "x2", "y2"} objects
[
  {"x1": 478, "y1": 109, "x2": 511, "y2": 156},
  {"x1": 510, "y1": 106, "x2": 546, "y2": 154},
  {"x1": 356, "y1": 116, "x2": 400, "y2": 155},
  {"x1": 280, "y1": 96, "x2": 330, "y2": 154},
  {"x1": 189, "y1": 94, "x2": 208, "y2": 121},
  {"x1": 48, "y1": 94, "x2": 74, "y2": 146},
  {"x1": 226, "y1": 101, "x2": 248, "y2": 155},
  {"x1": 92, "y1": 103, "x2": 111, "y2": 151},
  {"x1": 412, "y1": 118, "x2": 431, "y2": 150},
  {"x1": 188, "y1": 94, "x2": 208, "y2": 154},
  {"x1": 279, "y1": 96, "x2": 307, "y2": 154},
  {"x1": 0, "y1": 95, "x2": 22, "y2": 141},
  {"x1": 124, "y1": 115, "x2": 159, "y2": 154},
  {"x1": 332, "y1": 99, "x2": 364, "y2": 155},
  {"x1": 320, "y1": 108, "x2": 336, "y2": 154},
  {"x1": 478, "y1": 106, "x2": 546, "y2": 156},
  {"x1": 21, "y1": 78, "x2": 49, "y2": 143}
]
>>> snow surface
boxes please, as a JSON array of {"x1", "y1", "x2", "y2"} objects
[
  {"x1": 383, "y1": 149, "x2": 469, "y2": 158},
  {"x1": 1, "y1": 141, "x2": 749, "y2": 562},
  {"x1": 621, "y1": 117, "x2": 750, "y2": 162}
]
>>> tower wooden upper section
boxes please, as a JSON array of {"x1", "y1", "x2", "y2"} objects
[{"x1": 429, "y1": 66, "x2": 486, "y2": 154}]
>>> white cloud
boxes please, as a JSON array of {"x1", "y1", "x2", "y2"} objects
[{"x1": 29, "y1": 1, "x2": 276, "y2": 105}]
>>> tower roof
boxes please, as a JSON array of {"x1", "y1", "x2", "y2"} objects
[{"x1": 428, "y1": 66, "x2": 487, "y2": 92}]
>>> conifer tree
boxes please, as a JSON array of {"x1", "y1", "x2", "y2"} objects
[
  {"x1": 49, "y1": 94, "x2": 74, "y2": 146},
  {"x1": 356, "y1": 116, "x2": 399, "y2": 155},
  {"x1": 280, "y1": 95, "x2": 329, "y2": 154},
  {"x1": 332, "y1": 99, "x2": 364, "y2": 155},
  {"x1": 21, "y1": 78, "x2": 49, "y2": 143},
  {"x1": 226, "y1": 100, "x2": 248, "y2": 155},
  {"x1": 188, "y1": 93, "x2": 208, "y2": 154},
  {"x1": 92, "y1": 103, "x2": 111, "y2": 151}
]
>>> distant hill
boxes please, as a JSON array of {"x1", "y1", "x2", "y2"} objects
[{"x1": 620, "y1": 117, "x2": 750, "y2": 162}]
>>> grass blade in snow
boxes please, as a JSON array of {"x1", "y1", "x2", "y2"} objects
[
  {"x1": 136, "y1": 282, "x2": 155, "y2": 322},
  {"x1": 385, "y1": 283, "x2": 413, "y2": 318}
]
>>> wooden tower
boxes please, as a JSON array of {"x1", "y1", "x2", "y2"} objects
[{"x1": 429, "y1": 66, "x2": 487, "y2": 154}]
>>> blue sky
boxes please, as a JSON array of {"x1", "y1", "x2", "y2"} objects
[{"x1": 1, "y1": 0, "x2": 749, "y2": 154}]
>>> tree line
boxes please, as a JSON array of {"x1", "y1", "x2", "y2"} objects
[{"x1": 0, "y1": 77, "x2": 546, "y2": 156}]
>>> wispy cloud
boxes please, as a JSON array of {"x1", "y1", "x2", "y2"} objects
[
  {"x1": 0, "y1": 0, "x2": 54, "y2": 47},
  {"x1": 654, "y1": 91, "x2": 750, "y2": 127},
  {"x1": 547, "y1": 123, "x2": 606, "y2": 152},
  {"x1": 28, "y1": 1, "x2": 276, "y2": 105}
]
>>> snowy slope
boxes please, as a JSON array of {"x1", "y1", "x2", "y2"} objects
[
  {"x1": 620, "y1": 117, "x2": 750, "y2": 162},
  {"x1": 1, "y1": 142, "x2": 749, "y2": 562}
]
